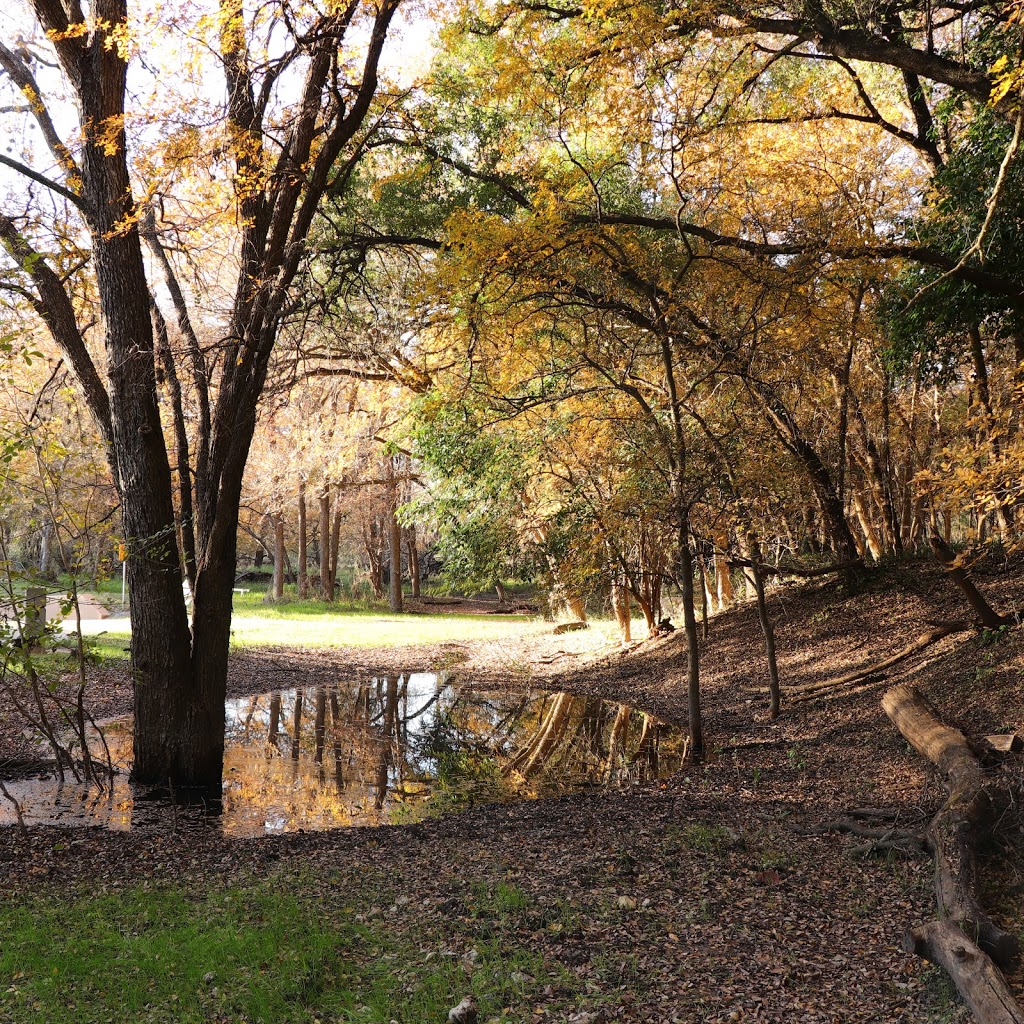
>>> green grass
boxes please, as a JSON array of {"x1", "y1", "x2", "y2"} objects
[
  {"x1": 73, "y1": 600, "x2": 548, "y2": 654},
  {"x1": 0, "y1": 877, "x2": 566, "y2": 1023},
  {"x1": 227, "y1": 606, "x2": 545, "y2": 649}
]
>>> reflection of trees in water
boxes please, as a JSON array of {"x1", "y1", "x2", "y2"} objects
[
  {"x1": 504, "y1": 695, "x2": 669, "y2": 786},
  {"x1": 218, "y1": 681, "x2": 680, "y2": 831}
]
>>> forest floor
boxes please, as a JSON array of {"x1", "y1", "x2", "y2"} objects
[{"x1": 0, "y1": 556, "x2": 1022, "y2": 1023}]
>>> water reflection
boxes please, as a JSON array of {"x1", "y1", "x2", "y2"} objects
[{"x1": 0, "y1": 676, "x2": 685, "y2": 836}]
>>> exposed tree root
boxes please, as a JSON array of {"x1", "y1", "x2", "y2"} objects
[
  {"x1": 775, "y1": 623, "x2": 972, "y2": 700},
  {"x1": 801, "y1": 820, "x2": 926, "y2": 856},
  {"x1": 883, "y1": 683, "x2": 1023, "y2": 1024}
]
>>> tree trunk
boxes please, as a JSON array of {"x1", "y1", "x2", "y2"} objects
[
  {"x1": 388, "y1": 500, "x2": 403, "y2": 613},
  {"x1": 748, "y1": 533, "x2": 781, "y2": 720},
  {"x1": 38, "y1": 522, "x2": 51, "y2": 578},
  {"x1": 611, "y1": 582, "x2": 632, "y2": 642},
  {"x1": 679, "y1": 515, "x2": 703, "y2": 762},
  {"x1": 714, "y1": 547, "x2": 733, "y2": 609},
  {"x1": 406, "y1": 527, "x2": 420, "y2": 598},
  {"x1": 298, "y1": 480, "x2": 308, "y2": 599},
  {"x1": 931, "y1": 536, "x2": 1009, "y2": 629},
  {"x1": 320, "y1": 485, "x2": 334, "y2": 602},
  {"x1": 852, "y1": 489, "x2": 883, "y2": 561},
  {"x1": 269, "y1": 515, "x2": 285, "y2": 601}
]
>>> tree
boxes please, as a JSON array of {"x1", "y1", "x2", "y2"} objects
[{"x1": 0, "y1": 0, "x2": 400, "y2": 788}]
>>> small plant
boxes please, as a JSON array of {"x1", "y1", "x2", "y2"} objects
[
  {"x1": 980, "y1": 623, "x2": 1012, "y2": 646},
  {"x1": 786, "y1": 745, "x2": 808, "y2": 770},
  {"x1": 681, "y1": 822, "x2": 731, "y2": 852}
]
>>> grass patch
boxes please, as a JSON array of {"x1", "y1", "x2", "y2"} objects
[
  {"x1": 0, "y1": 877, "x2": 567, "y2": 1023},
  {"x1": 680, "y1": 823, "x2": 732, "y2": 852},
  {"x1": 84, "y1": 633, "x2": 131, "y2": 662},
  {"x1": 66, "y1": 604, "x2": 550, "y2": 651},
  {"x1": 227, "y1": 608, "x2": 547, "y2": 649}
]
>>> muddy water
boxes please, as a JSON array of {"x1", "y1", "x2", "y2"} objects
[{"x1": 0, "y1": 676, "x2": 685, "y2": 836}]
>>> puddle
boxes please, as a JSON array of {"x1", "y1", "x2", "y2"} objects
[{"x1": 0, "y1": 676, "x2": 685, "y2": 836}]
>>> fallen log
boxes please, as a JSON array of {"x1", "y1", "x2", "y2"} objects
[
  {"x1": 883, "y1": 683, "x2": 1023, "y2": 1024},
  {"x1": 904, "y1": 922, "x2": 1024, "y2": 1024},
  {"x1": 882, "y1": 683, "x2": 1019, "y2": 969}
]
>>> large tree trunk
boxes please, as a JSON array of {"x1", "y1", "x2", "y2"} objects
[
  {"x1": 883, "y1": 684, "x2": 1024, "y2": 1024},
  {"x1": 4, "y1": 0, "x2": 399, "y2": 794}
]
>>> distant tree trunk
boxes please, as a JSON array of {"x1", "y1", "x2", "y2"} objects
[
  {"x1": 406, "y1": 527, "x2": 420, "y2": 598},
  {"x1": 385, "y1": 516, "x2": 401, "y2": 610},
  {"x1": 38, "y1": 522, "x2": 51, "y2": 578},
  {"x1": 753, "y1": 383, "x2": 860, "y2": 562},
  {"x1": 679, "y1": 513, "x2": 703, "y2": 763},
  {"x1": 714, "y1": 544, "x2": 733, "y2": 609},
  {"x1": 734, "y1": 531, "x2": 757, "y2": 599},
  {"x1": 330, "y1": 509, "x2": 342, "y2": 596},
  {"x1": 611, "y1": 582, "x2": 632, "y2": 642},
  {"x1": 268, "y1": 515, "x2": 285, "y2": 601},
  {"x1": 385, "y1": 462, "x2": 401, "y2": 606},
  {"x1": 365, "y1": 517, "x2": 385, "y2": 600},
  {"x1": 297, "y1": 480, "x2": 308, "y2": 599},
  {"x1": 748, "y1": 533, "x2": 781, "y2": 720},
  {"x1": 319, "y1": 485, "x2": 334, "y2": 602},
  {"x1": 853, "y1": 489, "x2": 884, "y2": 561}
]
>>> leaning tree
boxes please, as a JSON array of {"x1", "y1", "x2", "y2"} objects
[{"x1": 0, "y1": 0, "x2": 400, "y2": 788}]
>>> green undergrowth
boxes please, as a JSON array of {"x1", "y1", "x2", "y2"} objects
[{"x1": 0, "y1": 875, "x2": 566, "y2": 1023}]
